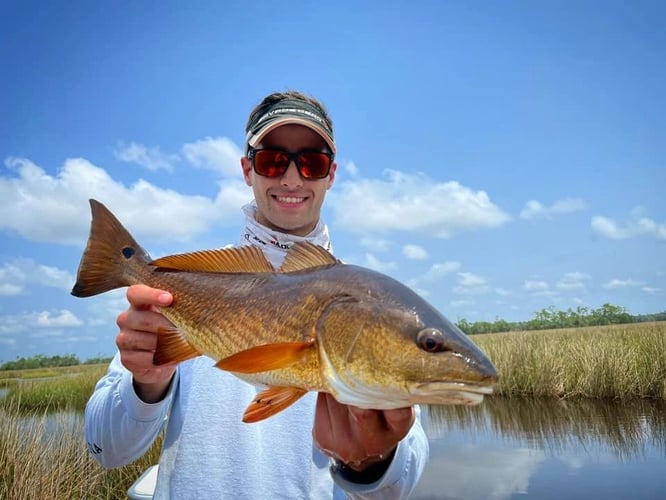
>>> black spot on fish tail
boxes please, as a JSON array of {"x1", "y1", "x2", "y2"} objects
[{"x1": 70, "y1": 199, "x2": 151, "y2": 298}]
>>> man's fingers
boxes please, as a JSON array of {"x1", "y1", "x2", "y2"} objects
[
  {"x1": 126, "y1": 284, "x2": 173, "y2": 309},
  {"x1": 116, "y1": 329, "x2": 159, "y2": 352},
  {"x1": 348, "y1": 406, "x2": 384, "y2": 426},
  {"x1": 314, "y1": 394, "x2": 354, "y2": 456},
  {"x1": 313, "y1": 395, "x2": 417, "y2": 468},
  {"x1": 117, "y1": 308, "x2": 171, "y2": 333},
  {"x1": 384, "y1": 407, "x2": 416, "y2": 434},
  {"x1": 120, "y1": 349, "x2": 156, "y2": 369}
]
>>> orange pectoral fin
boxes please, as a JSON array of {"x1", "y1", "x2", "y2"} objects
[
  {"x1": 153, "y1": 326, "x2": 202, "y2": 365},
  {"x1": 214, "y1": 340, "x2": 315, "y2": 373},
  {"x1": 242, "y1": 386, "x2": 308, "y2": 423}
]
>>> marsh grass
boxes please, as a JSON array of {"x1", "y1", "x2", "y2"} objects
[
  {"x1": 0, "y1": 364, "x2": 107, "y2": 414},
  {"x1": 0, "y1": 323, "x2": 663, "y2": 498},
  {"x1": 0, "y1": 365, "x2": 162, "y2": 499},
  {"x1": 0, "y1": 366, "x2": 81, "y2": 380},
  {"x1": 475, "y1": 322, "x2": 666, "y2": 399},
  {"x1": 0, "y1": 403, "x2": 163, "y2": 499}
]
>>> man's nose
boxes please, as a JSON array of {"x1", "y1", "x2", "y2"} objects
[{"x1": 281, "y1": 161, "x2": 303, "y2": 187}]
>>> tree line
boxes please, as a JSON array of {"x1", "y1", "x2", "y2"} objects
[
  {"x1": 0, "y1": 354, "x2": 113, "y2": 371},
  {"x1": 457, "y1": 303, "x2": 666, "y2": 335}
]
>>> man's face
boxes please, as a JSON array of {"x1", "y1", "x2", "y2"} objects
[{"x1": 241, "y1": 124, "x2": 336, "y2": 236}]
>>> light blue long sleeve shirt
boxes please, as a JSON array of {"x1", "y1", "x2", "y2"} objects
[{"x1": 85, "y1": 354, "x2": 429, "y2": 499}]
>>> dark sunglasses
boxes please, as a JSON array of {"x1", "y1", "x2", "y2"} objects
[{"x1": 247, "y1": 148, "x2": 334, "y2": 180}]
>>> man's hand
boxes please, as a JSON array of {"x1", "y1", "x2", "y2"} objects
[
  {"x1": 116, "y1": 284, "x2": 178, "y2": 403},
  {"x1": 313, "y1": 393, "x2": 415, "y2": 474}
]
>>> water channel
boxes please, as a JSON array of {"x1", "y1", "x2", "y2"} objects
[
  {"x1": 3, "y1": 390, "x2": 663, "y2": 498},
  {"x1": 412, "y1": 397, "x2": 665, "y2": 499}
]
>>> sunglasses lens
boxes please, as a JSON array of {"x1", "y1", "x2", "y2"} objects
[
  {"x1": 297, "y1": 152, "x2": 331, "y2": 179},
  {"x1": 252, "y1": 150, "x2": 332, "y2": 179},
  {"x1": 253, "y1": 150, "x2": 290, "y2": 177}
]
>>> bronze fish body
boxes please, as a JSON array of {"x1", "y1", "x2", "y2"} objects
[{"x1": 72, "y1": 199, "x2": 498, "y2": 422}]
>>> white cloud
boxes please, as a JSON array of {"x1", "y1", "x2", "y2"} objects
[
  {"x1": 407, "y1": 260, "x2": 461, "y2": 294},
  {"x1": 642, "y1": 287, "x2": 662, "y2": 295},
  {"x1": 450, "y1": 299, "x2": 473, "y2": 308},
  {"x1": 524, "y1": 279, "x2": 558, "y2": 296},
  {"x1": 556, "y1": 272, "x2": 591, "y2": 290},
  {"x1": 114, "y1": 142, "x2": 178, "y2": 171},
  {"x1": 359, "y1": 237, "x2": 392, "y2": 252},
  {"x1": 413, "y1": 443, "x2": 544, "y2": 500},
  {"x1": 591, "y1": 210, "x2": 666, "y2": 240},
  {"x1": 362, "y1": 253, "x2": 397, "y2": 273},
  {"x1": 458, "y1": 272, "x2": 486, "y2": 288},
  {"x1": 329, "y1": 170, "x2": 510, "y2": 237},
  {"x1": 0, "y1": 156, "x2": 251, "y2": 246},
  {"x1": 520, "y1": 198, "x2": 587, "y2": 220},
  {"x1": 0, "y1": 283, "x2": 23, "y2": 296},
  {"x1": 454, "y1": 272, "x2": 490, "y2": 295},
  {"x1": 342, "y1": 160, "x2": 359, "y2": 178},
  {"x1": 35, "y1": 310, "x2": 83, "y2": 328},
  {"x1": 0, "y1": 259, "x2": 73, "y2": 294},
  {"x1": 30, "y1": 329, "x2": 66, "y2": 339},
  {"x1": 0, "y1": 309, "x2": 83, "y2": 334},
  {"x1": 402, "y1": 244, "x2": 428, "y2": 260},
  {"x1": 411, "y1": 287, "x2": 431, "y2": 299},
  {"x1": 411, "y1": 261, "x2": 462, "y2": 286},
  {"x1": 428, "y1": 261, "x2": 462, "y2": 279},
  {"x1": 603, "y1": 279, "x2": 644, "y2": 289},
  {"x1": 524, "y1": 280, "x2": 549, "y2": 291},
  {"x1": 182, "y1": 136, "x2": 243, "y2": 177}
]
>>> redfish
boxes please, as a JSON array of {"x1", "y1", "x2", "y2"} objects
[{"x1": 72, "y1": 199, "x2": 498, "y2": 422}]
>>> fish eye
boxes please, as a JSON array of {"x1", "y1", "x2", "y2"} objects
[{"x1": 416, "y1": 328, "x2": 448, "y2": 353}]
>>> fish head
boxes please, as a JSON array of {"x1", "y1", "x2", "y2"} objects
[{"x1": 317, "y1": 285, "x2": 499, "y2": 409}]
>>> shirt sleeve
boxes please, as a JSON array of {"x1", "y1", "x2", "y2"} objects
[
  {"x1": 330, "y1": 405, "x2": 430, "y2": 499},
  {"x1": 84, "y1": 352, "x2": 178, "y2": 468}
]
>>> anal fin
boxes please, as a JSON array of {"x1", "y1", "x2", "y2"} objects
[
  {"x1": 242, "y1": 386, "x2": 308, "y2": 423},
  {"x1": 215, "y1": 340, "x2": 315, "y2": 373}
]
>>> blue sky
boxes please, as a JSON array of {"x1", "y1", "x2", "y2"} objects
[{"x1": 1, "y1": 1, "x2": 664, "y2": 363}]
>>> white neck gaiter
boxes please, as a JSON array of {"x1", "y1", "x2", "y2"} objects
[{"x1": 238, "y1": 202, "x2": 333, "y2": 269}]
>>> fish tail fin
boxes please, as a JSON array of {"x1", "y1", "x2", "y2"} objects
[{"x1": 71, "y1": 199, "x2": 151, "y2": 297}]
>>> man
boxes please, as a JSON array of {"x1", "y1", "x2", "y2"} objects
[{"x1": 85, "y1": 90, "x2": 429, "y2": 498}]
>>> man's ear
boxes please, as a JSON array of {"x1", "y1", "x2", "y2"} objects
[
  {"x1": 326, "y1": 162, "x2": 337, "y2": 190},
  {"x1": 241, "y1": 156, "x2": 253, "y2": 186}
]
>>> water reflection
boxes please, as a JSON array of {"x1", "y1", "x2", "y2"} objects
[
  {"x1": 414, "y1": 398, "x2": 666, "y2": 500},
  {"x1": 0, "y1": 409, "x2": 82, "y2": 447}
]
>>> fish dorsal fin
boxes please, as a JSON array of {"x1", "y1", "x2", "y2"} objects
[
  {"x1": 279, "y1": 242, "x2": 339, "y2": 273},
  {"x1": 242, "y1": 386, "x2": 308, "y2": 423},
  {"x1": 150, "y1": 246, "x2": 274, "y2": 273}
]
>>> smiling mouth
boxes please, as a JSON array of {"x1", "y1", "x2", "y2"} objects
[{"x1": 274, "y1": 195, "x2": 307, "y2": 204}]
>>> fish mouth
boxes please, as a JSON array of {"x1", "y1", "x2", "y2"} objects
[{"x1": 412, "y1": 381, "x2": 495, "y2": 406}]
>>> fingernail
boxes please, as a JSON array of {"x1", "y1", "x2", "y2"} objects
[{"x1": 157, "y1": 293, "x2": 171, "y2": 305}]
